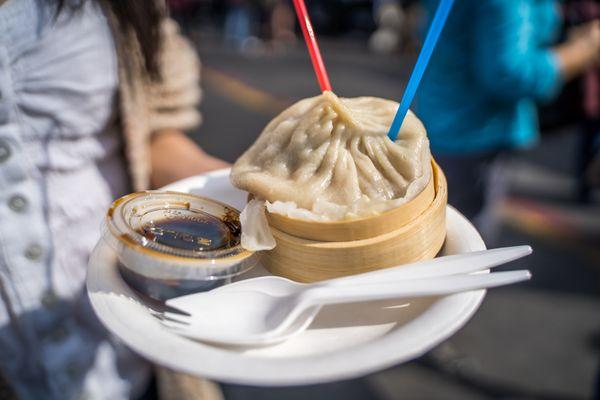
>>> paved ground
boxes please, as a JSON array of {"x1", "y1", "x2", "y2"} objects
[{"x1": 186, "y1": 37, "x2": 600, "y2": 400}]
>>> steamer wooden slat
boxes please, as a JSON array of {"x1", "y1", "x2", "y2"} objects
[{"x1": 263, "y1": 161, "x2": 447, "y2": 282}]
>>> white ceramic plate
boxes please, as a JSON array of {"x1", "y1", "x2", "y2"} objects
[{"x1": 87, "y1": 168, "x2": 486, "y2": 386}]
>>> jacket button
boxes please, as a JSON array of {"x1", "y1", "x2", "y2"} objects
[
  {"x1": 0, "y1": 141, "x2": 10, "y2": 163},
  {"x1": 41, "y1": 290, "x2": 59, "y2": 309},
  {"x1": 65, "y1": 361, "x2": 81, "y2": 379},
  {"x1": 49, "y1": 325, "x2": 69, "y2": 343},
  {"x1": 8, "y1": 195, "x2": 27, "y2": 213},
  {"x1": 24, "y1": 244, "x2": 44, "y2": 261}
]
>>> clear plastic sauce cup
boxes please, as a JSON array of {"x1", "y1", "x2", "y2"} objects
[{"x1": 102, "y1": 191, "x2": 259, "y2": 300}]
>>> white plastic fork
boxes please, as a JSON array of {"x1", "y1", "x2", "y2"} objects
[
  {"x1": 162, "y1": 270, "x2": 531, "y2": 346},
  {"x1": 161, "y1": 248, "x2": 532, "y2": 346}
]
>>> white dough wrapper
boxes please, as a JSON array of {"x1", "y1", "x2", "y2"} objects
[
  {"x1": 240, "y1": 199, "x2": 276, "y2": 251},
  {"x1": 230, "y1": 91, "x2": 431, "y2": 221}
]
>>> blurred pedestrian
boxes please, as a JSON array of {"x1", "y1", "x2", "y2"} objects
[
  {"x1": 563, "y1": 1, "x2": 600, "y2": 202},
  {"x1": 417, "y1": 0, "x2": 600, "y2": 242},
  {"x1": 224, "y1": 0, "x2": 257, "y2": 49},
  {"x1": 0, "y1": 0, "x2": 226, "y2": 399},
  {"x1": 369, "y1": 0, "x2": 404, "y2": 54},
  {"x1": 269, "y1": 0, "x2": 296, "y2": 46},
  {"x1": 370, "y1": 0, "x2": 423, "y2": 55}
]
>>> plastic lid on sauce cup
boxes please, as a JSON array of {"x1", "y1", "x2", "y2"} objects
[{"x1": 102, "y1": 191, "x2": 259, "y2": 281}]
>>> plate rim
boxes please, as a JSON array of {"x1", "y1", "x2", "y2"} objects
[{"x1": 87, "y1": 170, "x2": 486, "y2": 386}]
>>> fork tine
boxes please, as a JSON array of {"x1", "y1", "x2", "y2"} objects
[
  {"x1": 166, "y1": 294, "x2": 208, "y2": 314},
  {"x1": 163, "y1": 312, "x2": 193, "y2": 324},
  {"x1": 160, "y1": 319, "x2": 189, "y2": 330},
  {"x1": 165, "y1": 303, "x2": 194, "y2": 316}
]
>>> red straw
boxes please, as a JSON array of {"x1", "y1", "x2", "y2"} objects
[{"x1": 292, "y1": 0, "x2": 332, "y2": 92}]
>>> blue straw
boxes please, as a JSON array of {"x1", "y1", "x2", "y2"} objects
[{"x1": 387, "y1": 0, "x2": 455, "y2": 141}]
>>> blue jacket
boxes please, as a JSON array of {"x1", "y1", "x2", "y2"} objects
[{"x1": 417, "y1": 0, "x2": 563, "y2": 154}]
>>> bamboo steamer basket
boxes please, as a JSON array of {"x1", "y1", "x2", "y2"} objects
[{"x1": 262, "y1": 160, "x2": 448, "y2": 282}]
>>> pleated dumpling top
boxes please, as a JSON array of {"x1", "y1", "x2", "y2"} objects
[{"x1": 231, "y1": 91, "x2": 431, "y2": 221}]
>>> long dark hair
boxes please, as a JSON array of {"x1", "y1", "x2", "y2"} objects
[{"x1": 55, "y1": 0, "x2": 164, "y2": 80}]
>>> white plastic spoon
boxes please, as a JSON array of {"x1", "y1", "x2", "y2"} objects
[{"x1": 172, "y1": 245, "x2": 532, "y2": 300}]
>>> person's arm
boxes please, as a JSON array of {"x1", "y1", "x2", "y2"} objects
[
  {"x1": 150, "y1": 129, "x2": 229, "y2": 189},
  {"x1": 146, "y1": 19, "x2": 229, "y2": 189},
  {"x1": 555, "y1": 20, "x2": 600, "y2": 81},
  {"x1": 472, "y1": 0, "x2": 564, "y2": 103}
]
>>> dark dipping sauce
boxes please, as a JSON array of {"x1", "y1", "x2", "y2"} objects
[{"x1": 137, "y1": 210, "x2": 241, "y2": 252}]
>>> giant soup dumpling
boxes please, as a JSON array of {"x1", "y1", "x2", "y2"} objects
[{"x1": 230, "y1": 91, "x2": 431, "y2": 221}]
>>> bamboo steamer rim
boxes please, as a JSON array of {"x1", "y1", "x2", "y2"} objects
[
  {"x1": 268, "y1": 161, "x2": 447, "y2": 249},
  {"x1": 265, "y1": 160, "x2": 442, "y2": 241}
]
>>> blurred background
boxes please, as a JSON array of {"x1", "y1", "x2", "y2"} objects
[{"x1": 169, "y1": 1, "x2": 599, "y2": 399}]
